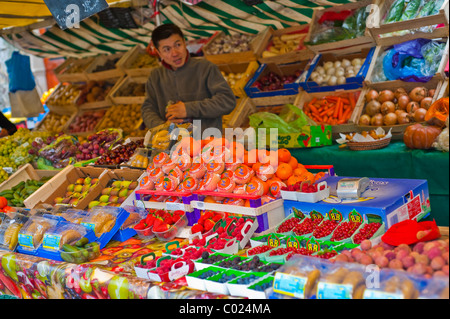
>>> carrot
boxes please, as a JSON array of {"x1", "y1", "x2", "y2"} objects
[
  {"x1": 333, "y1": 99, "x2": 341, "y2": 118},
  {"x1": 325, "y1": 96, "x2": 340, "y2": 102},
  {"x1": 338, "y1": 100, "x2": 344, "y2": 120},
  {"x1": 349, "y1": 93, "x2": 356, "y2": 110},
  {"x1": 340, "y1": 98, "x2": 350, "y2": 105},
  {"x1": 309, "y1": 103, "x2": 319, "y2": 114}
]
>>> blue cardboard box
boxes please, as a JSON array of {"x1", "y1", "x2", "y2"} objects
[{"x1": 283, "y1": 176, "x2": 431, "y2": 230}]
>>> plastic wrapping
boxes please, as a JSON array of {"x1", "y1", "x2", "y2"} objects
[
  {"x1": 400, "y1": 0, "x2": 422, "y2": 21},
  {"x1": 80, "y1": 206, "x2": 119, "y2": 237},
  {"x1": 383, "y1": 0, "x2": 405, "y2": 24},
  {"x1": 17, "y1": 215, "x2": 58, "y2": 251},
  {"x1": 121, "y1": 205, "x2": 147, "y2": 230},
  {"x1": 0, "y1": 212, "x2": 28, "y2": 251},
  {"x1": 41, "y1": 221, "x2": 88, "y2": 251},
  {"x1": 38, "y1": 135, "x2": 79, "y2": 168}
]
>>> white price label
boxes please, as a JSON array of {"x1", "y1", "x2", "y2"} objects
[{"x1": 166, "y1": 202, "x2": 184, "y2": 211}]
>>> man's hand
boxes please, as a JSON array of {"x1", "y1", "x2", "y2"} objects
[{"x1": 166, "y1": 101, "x2": 187, "y2": 121}]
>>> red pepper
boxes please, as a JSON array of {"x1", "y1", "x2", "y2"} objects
[{"x1": 0, "y1": 269, "x2": 21, "y2": 299}]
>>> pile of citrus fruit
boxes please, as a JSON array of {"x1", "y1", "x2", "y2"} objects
[{"x1": 140, "y1": 137, "x2": 325, "y2": 207}]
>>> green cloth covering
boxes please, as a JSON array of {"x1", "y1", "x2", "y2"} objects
[{"x1": 289, "y1": 141, "x2": 449, "y2": 226}]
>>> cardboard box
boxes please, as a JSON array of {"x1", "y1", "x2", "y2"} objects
[
  {"x1": 0, "y1": 163, "x2": 60, "y2": 195},
  {"x1": 283, "y1": 176, "x2": 431, "y2": 232},
  {"x1": 368, "y1": 0, "x2": 449, "y2": 46}
]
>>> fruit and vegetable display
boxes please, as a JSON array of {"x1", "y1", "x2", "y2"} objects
[
  {"x1": 67, "y1": 109, "x2": 107, "y2": 133},
  {"x1": 94, "y1": 139, "x2": 143, "y2": 166},
  {"x1": 203, "y1": 33, "x2": 256, "y2": 55},
  {"x1": 0, "y1": 178, "x2": 52, "y2": 208},
  {"x1": 261, "y1": 31, "x2": 307, "y2": 58},
  {"x1": 76, "y1": 81, "x2": 114, "y2": 105},
  {"x1": 129, "y1": 53, "x2": 159, "y2": 69},
  {"x1": 252, "y1": 70, "x2": 302, "y2": 92},
  {"x1": 54, "y1": 176, "x2": 100, "y2": 207},
  {"x1": 221, "y1": 71, "x2": 248, "y2": 93},
  {"x1": 0, "y1": 168, "x2": 9, "y2": 184},
  {"x1": 90, "y1": 56, "x2": 121, "y2": 73},
  {"x1": 133, "y1": 209, "x2": 187, "y2": 241},
  {"x1": 60, "y1": 238, "x2": 100, "y2": 264},
  {"x1": 358, "y1": 87, "x2": 436, "y2": 126},
  {"x1": 306, "y1": 5, "x2": 370, "y2": 46},
  {"x1": 87, "y1": 179, "x2": 138, "y2": 208},
  {"x1": 308, "y1": 57, "x2": 366, "y2": 87},
  {"x1": 35, "y1": 112, "x2": 72, "y2": 133},
  {"x1": 45, "y1": 83, "x2": 82, "y2": 107},
  {"x1": 383, "y1": 0, "x2": 445, "y2": 25},
  {"x1": 302, "y1": 91, "x2": 359, "y2": 125},
  {"x1": 115, "y1": 82, "x2": 145, "y2": 97}
]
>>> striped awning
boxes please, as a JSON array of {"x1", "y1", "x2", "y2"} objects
[{"x1": 1, "y1": 0, "x2": 358, "y2": 58}]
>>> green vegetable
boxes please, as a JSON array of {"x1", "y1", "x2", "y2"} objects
[
  {"x1": 400, "y1": 0, "x2": 421, "y2": 21},
  {"x1": 384, "y1": 0, "x2": 405, "y2": 23},
  {"x1": 429, "y1": 0, "x2": 445, "y2": 15},
  {"x1": 417, "y1": 0, "x2": 436, "y2": 18}
]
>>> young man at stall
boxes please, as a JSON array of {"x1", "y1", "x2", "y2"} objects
[{"x1": 141, "y1": 24, "x2": 236, "y2": 136}]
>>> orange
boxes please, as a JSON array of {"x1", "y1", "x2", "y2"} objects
[
  {"x1": 204, "y1": 196, "x2": 218, "y2": 203},
  {"x1": 266, "y1": 176, "x2": 281, "y2": 186},
  {"x1": 277, "y1": 148, "x2": 291, "y2": 163},
  {"x1": 232, "y1": 141, "x2": 245, "y2": 162},
  {"x1": 244, "y1": 199, "x2": 251, "y2": 207},
  {"x1": 264, "y1": 150, "x2": 279, "y2": 167},
  {"x1": 261, "y1": 180, "x2": 269, "y2": 195},
  {"x1": 180, "y1": 137, "x2": 201, "y2": 157},
  {"x1": 210, "y1": 137, "x2": 230, "y2": 149},
  {"x1": 201, "y1": 137, "x2": 215, "y2": 149},
  {"x1": 287, "y1": 156, "x2": 298, "y2": 171},
  {"x1": 252, "y1": 162, "x2": 262, "y2": 173},
  {"x1": 293, "y1": 166, "x2": 307, "y2": 177},
  {"x1": 297, "y1": 163, "x2": 306, "y2": 170},
  {"x1": 247, "y1": 149, "x2": 259, "y2": 166},
  {"x1": 314, "y1": 171, "x2": 326, "y2": 182},
  {"x1": 287, "y1": 175, "x2": 301, "y2": 187},
  {"x1": 275, "y1": 163, "x2": 293, "y2": 181}
]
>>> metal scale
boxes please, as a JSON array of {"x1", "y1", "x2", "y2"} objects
[{"x1": 336, "y1": 177, "x2": 370, "y2": 200}]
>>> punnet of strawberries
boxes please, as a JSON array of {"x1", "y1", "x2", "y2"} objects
[{"x1": 282, "y1": 182, "x2": 326, "y2": 193}]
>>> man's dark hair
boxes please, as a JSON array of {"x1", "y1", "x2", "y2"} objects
[{"x1": 152, "y1": 24, "x2": 184, "y2": 50}]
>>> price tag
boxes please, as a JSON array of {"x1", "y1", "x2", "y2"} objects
[
  {"x1": 292, "y1": 207, "x2": 305, "y2": 220},
  {"x1": 328, "y1": 208, "x2": 343, "y2": 222},
  {"x1": 286, "y1": 236, "x2": 300, "y2": 249},
  {"x1": 267, "y1": 234, "x2": 281, "y2": 248},
  {"x1": 306, "y1": 238, "x2": 320, "y2": 253},
  {"x1": 195, "y1": 201, "x2": 205, "y2": 210},
  {"x1": 310, "y1": 210, "x2": 323, "y2": 221},
  {"x1": 348, "y1": 209, "x2": 363, "y2": 224},
  {"x1": 166, "y1": 202, "x2": 185, "y2": 212}
]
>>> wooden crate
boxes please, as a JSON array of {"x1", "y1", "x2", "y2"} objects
[
  {"x1": 202, "y1": 29, "x2": 269, "y2": 65},
  {"x1": 76, "y1": 77, "x2": 120, "y2": 110},
  {"x1": 0, "y1": 163, "x2": 60, "y2": 194},
  {"x1": 353, "y1": 76, "x2": 444, "y2": 140},
  {"x1": 116, "y1": 44, "x2": 160, "y2": 77},
  {"x1": 95, "y1": 103, "x2": 143, "y2": 133},
  {"x1": 368, "y1": 0, "x2": 450, "y2": 46},
  {"x1": 436, "y1": 79, "x2": 449, "y2": 99},
  {"x1": 364, "y1": 37, "x2": 449, "y2": 85},
  {"x1": 305, "y1": 0, "x2": 375, "y2": 54},
  {"x1": 64, "y1": 107, "x2": 110, "y2": 137},
  {"x1": 54, "y1": 57, "x2": 94, "y2": 82},
  {"x1": 33, "y1": 108, "x2": 75, "y2": 132},
  {"x1": 85, "y1": 52, "x2": 126, "y2": 81},
  {"x1": 257, "y1": 24, "x2": 315, "y2": 65},
  {"x1": 45, "y1": 82, "x2": 82, "y2": 114},
  {"x1": 217, "y1": 61, "x2": 259, "y2": 97},
  {"x1": 293, "y1": 89, "x2": 364, "y2": 138},
  {"x1": 223, "y1": 97, "x2": 256, "y2": 129},
  {"x1": 108, "y1": 75, "x2": 147, "y2": 105}
]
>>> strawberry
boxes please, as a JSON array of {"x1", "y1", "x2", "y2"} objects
[
  {"x1": 203, "y1": 219, "x2": 216, "y2": 232},
  {"x1": 212, "y1": 214, "x2": 222, "y2": 222},
  {"x1": 172, "y1": 213, "x2": 181, "y2": 223},
  {"x1": 163, "y1": 212, "x2": 174, "y2": 225},
  {"x1": 134, "y1": 221, "x2": 147, "y2": 230},
  {"x1": 154, "y1": 223, "x2": 169, "y2": 233},
  {"x1": 191, "y1": 224, "x2": 204, "y2": 234},
  {"x1": 145, "y1": 214, "x2": 155, "y2": 227}
]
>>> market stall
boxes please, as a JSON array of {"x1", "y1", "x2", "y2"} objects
[{"x1": 0, "y1": 0, "x2": 449, "y2": 301}]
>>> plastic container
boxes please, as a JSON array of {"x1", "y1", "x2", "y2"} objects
[
  {"x1": 194, "y1": 252, "x2": 232, "y2": 271},
  {"x1": 41, "y1": 221, "x2": 89, "y2": 252},
  {"x1": 0, "y1": 212, "x2": 28, "y2": 252},
  {"x1": 59, "y1": 241, "x2": 101, "y2": 264},
  {"x1": 112, "y1": 205, "x2": 148, "y2": 241},
  {"x1": 246, "y1": 276, "x2": 275, "y2": 299},
  {"x1": 146, "y1": 255, "x2": 195, "y2": 282},
  {"x1": 185, "y1": 266, "x2": 224, "y2": 291},
  {"x1": 280, "y1": 181, "x2": 330, "y2": 203},
  {"x1": 204, "y1": 269, "x2": 245, "y2": 295},
  {"x1": 153, "y1": 211, "x2": 188, "y2": 242},
  {"x1": 17, "y1": 215, "x2": 59, "y2": 253},
  {"x1": 226, "y1": 272, "x2": 268, "y2": 298},
  {"x1": 59, "y1": 209, "x2": 89, "y2": 224}
]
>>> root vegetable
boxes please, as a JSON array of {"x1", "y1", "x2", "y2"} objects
[
  {"x1": 360, "y1": 240, "x2": 372, "y2": 251},
  {"x1": 413, "y1": 108, "x2": 427, "y2": 122},
  {"x1": 381, "y1": 101, "x2": 396, "y2": 115},
  {"x1": 359, "y1": 114, "x2": 371, "y2": 126},
  {"x1": 365, "y1": 100, "x2": 381, "y2": 116},
  {"x1": 394, "y1": 88, "x2": 407, "y2": 99},
  {"x1": 428, "y1": 89, "x2": 436, "y2": 98},
  {"x1": 426, "y1": 246, "x2": 443, "y2": 260},
  {"x1": 397, "y1": 111, "x2": 410, "y2": 124},
  {"x1": 378, "y1": 90, "x2": 394, "y2": 103},
  {"x1": 397, "y1": 95, "x2": 410, "y2": 110},
  {"x1": 430, "y1": 256, "x2": 445, "y2": 270},
  {"x1": 420, "y1": 97, "x2": 433, "y2": 110},
  {"x1": 365, "y1": 89, "x2": 379, "y2": 101},
  {"x1": 383, "y1": 112, "x2": 398, "y2": 125},
  {"x1": 375, "y1": 256, "x2": 389, "y2": 268},
  {"x1": 327, "y1": 76, "x2": 337, "y2": 86},
  {"x1": 401, "y1": 256, "x2": 415, "y2": 269},
  {"x1": 337, "y1": 76, "x2": 346, "y2": 85},
  {"x1": 371, "y1": 113, "x2": 384, "y2": 126},
  {"x1": 409, "y1": 87, "x2": 428, "y2": 102},
  {"x1": 407, "y1": 101, "x2": 420, "y2": 114},
  {"x1": 389, "y1": 259, "x2": 403, "y2": 270}
]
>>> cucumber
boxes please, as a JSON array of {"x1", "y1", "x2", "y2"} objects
[
  {"x1": 60, "y1": 252, "x2": 75, "y2": 263},
  {"x1": 75, "y1": 237, "x2": 89, "y2": 247},
  {"x1": 61, "y1": 244, "x2": 82, "y2": 258}
]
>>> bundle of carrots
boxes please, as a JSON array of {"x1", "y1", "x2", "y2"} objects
[{"x1": 303, "y1": 92, "x2": 360, "y2": 125}]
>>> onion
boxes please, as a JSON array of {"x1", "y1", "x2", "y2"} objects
[
  {"x1": 310, "y1": 71, "x2": 319, "y2": 80},
  {"x1": 365, "y1": 100, "x2": 381, "y2": 116},
  {"x1": 409, "y1": 87, "x2": 428, "y2": 102},
  {"x1": 341, "y1": 59, "x2": 351, "y2": 68},
  {"x1": 394, "y1": 88, "x2": 407, "y2": 99},
  {"x1": 406, "y1": 101, "x2": 420, "y2": 114},
  {"x1": 352, "y1": 58, "x2": 362, "y2": 66},
  {"x1": 324, "y1": 61, "x2": 334, "y2": 71},
  {"x1": 371, "y1": 113, "x2": 384, "y2": 126},
  {"x1": 315, "y1": 75, "x2": 324, "y2": 85},
  {"x1": 359, "y1": 114, "x2": 371, "y2": 126},
  {"x1": 397, "y1": 111, "x2": 410, "y2": 124},
  {"x1": 316, "y1": 66, "x2": 325, "y2": 75},
  {"x1": 365, "y1": 89, "x2": 379, "y2": 101},
  {"x1": 428, "y1": 89, "x2": 436, "y2": 98},
  {"x1": 335, "y1": 69, "x2": 345, "y2": 77},
  {"x1": 378, "y1": 90, "x2": 395, "y2": 103},
  {"x1": 384, "y1": 112, "x2": 398, "y2": 126},
  {"x1": 420, "y1": 97, "x2": 433, "y2": 110},
  {"x1": 337, "y1": 76, "x2": 346, "y2": 85},
  {"x1": 381, "y1": 101, "x2": 396, "y2": 115},
  {"x1": 328, "y1": 76, "x2": 337, "y2": 86},
  {"x1": 413, "y1": 108, "x2": 427, "y2": 122},
  {"x1": 326, "y1": 67, "x2": 336, "y2": 76},
  {"x1": 334, "y1": 61, "x2": 342, "y2": 68},
  {"x1": 397, "y1": 95, "x2": 410, "y2": 110}
]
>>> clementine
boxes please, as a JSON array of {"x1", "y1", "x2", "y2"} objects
[
  {"x1": 275, "y1": 162, "x2": 293, "y2": 180},
  {"x1": 288, "y1": 156, "x2": 298, "y2": 171},
  {"x1": 277, "y1": 148, "x2": 291, "y2": 163}
]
